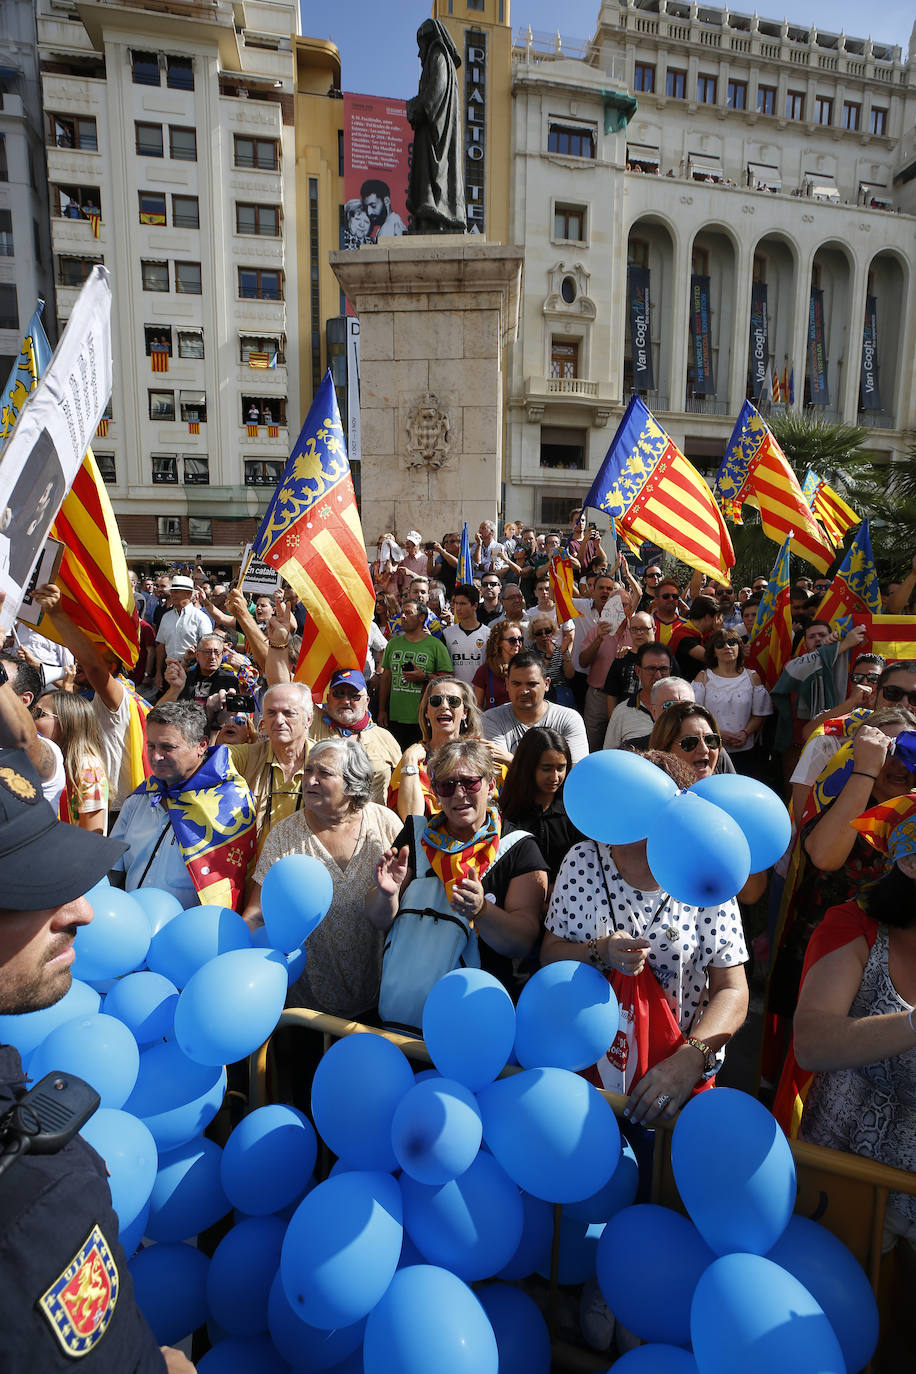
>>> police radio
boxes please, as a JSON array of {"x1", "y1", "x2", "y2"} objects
[{"x1": 0, "y1": 1072, "x2": 100, "y2": 1178}]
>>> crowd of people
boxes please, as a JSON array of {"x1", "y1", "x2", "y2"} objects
[{"x1": 2, "y1": 507, "x2": 915, "y2": 1359}]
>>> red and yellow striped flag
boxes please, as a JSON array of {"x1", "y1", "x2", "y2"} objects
[
  {"x1": 96, "y1": 418, "x2": 109, "y2": 437},
  {"x1": 549, "y1": 552, "x2": 582, "y2": 622},
  {"x1": 246, "y1": 423, "x2": 258, "y2": 437},
  {"x1": 251, "y1": 372, "x2": 374, "y2": 701},
  {"x1": 151, "y1": 349, "x2": 169, "y2": 373},
  {"x1": 87, "y1": 213, "x2": 101, "y2": 238},
  {"x1": 248, "y1": 352, "x2": 270, "y2": 369},
  {"x1": 188, "y1": 421, "x2": 200, "y2": 434},
  {"x1": 801, "y1": 469, "x2": 860, "y2": 547},
  {"x1": 851, "y1": 792, "x2": 916, "y2": 858},
  {"x1": 267, "y1": 424, "x2": 279, "y2": 438}
]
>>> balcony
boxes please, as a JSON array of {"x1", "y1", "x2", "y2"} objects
[
  {"x1": 684, "y1": 395, "x2": 730, "y2": 416},
  {"x1": 858, "y1": 410, "x2": 896, "y2": 430},
  {"x1": 523, "y1": 375, "x2": 613, "y2": 427}
]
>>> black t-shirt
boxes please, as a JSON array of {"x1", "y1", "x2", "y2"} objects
[
  {"x1": 675, "y1": 635, "x2": 705, "y2": 682},
  {"x1": 500, "y1": 795, "x2": 582, "y2": 883},
  {"x1": 603, "y1": 649, "x2": 640, "y2": 702},
  {"x1": 178, "y1": 664, "x2": 239, "y2": 707},
  {"x1": 432, "y1": 557, "x2": 458, "y2": 600}
]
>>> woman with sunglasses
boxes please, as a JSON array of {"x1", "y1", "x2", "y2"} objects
[
  {"x1": 528, "y1": 614, "x2": 575, "y2": 703},
  {"x1": 387, "y1": 676, "x2": 484, "y2": 820},
  {"x1": 472, "y1": 621, "x2": 525, "y2": 711},
  {"x1": 693, "y1": 631, "x2": 773, "y2": 779},
  {"x1": 647, "y1": 701, "x2": 723, "y2": 783},
  {"x1": 498, "y1": 727, "x2": 582, "y2": 886},
  {"x1": 32, "y1": 688, "x2": 109, "y2": 833},
  {"x1": 369, "y1": 738, "x2": 549, "y2": 1030}
]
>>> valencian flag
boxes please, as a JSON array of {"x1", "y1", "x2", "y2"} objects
[
  {"x1": 151, "y1": 346, "x2": 169, "y2": 374},
  {"x1": 251, "y1": 370, "x2": 374, "y2": 701},
  {"x1": 715, "y1": 401, "x2": 834, "y2": 572},
  {"x1": 457, "y1": 522, "x2": 473, "y2": 585},
  {"x1": 583, "y1": 396, "x2": 734, "y2": 584},
  {"x1": 246, "y1": 423, "x2": 258, "y2": 437},
  {"x1": 0, "y1": 300, "x2": 53, "y2": 442},
  {"x1": 813, "y1": 519, "x2": 880, "y2": 627},
  {"x1": 549, "y1": 552, "x2": 582, "y2": 622},
  {"x1": 801, "y1": 468, "x2": 861, "y2": 548},
  {"x1": 745, "y1": 533, "x2": 794, "y2": 691}
]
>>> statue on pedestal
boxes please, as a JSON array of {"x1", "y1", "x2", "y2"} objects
[{"x1": 406, "y1": 19, "x2": 466, "y2": 235}]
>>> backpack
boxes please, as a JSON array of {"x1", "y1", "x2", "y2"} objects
[{"x1": 378, "y1": 816, "x2": 527, "y2": 1036}]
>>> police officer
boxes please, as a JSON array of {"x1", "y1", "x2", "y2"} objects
[{"x1": 0, "y1": 748, "x2": 195, "y2": 1372}]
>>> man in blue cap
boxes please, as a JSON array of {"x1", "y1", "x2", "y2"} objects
[{"x1": 309, "y1": 668, "x2": 401, "y2": 804}]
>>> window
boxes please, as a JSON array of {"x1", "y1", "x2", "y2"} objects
[
  {"x1": 149, "y1": 390, "x2": 175, "y2": 421},
  {"x1": 634, "y1": 63, "x2": 655, "y2": 93},
  {"x1": 842, "y1": 101, "x2": 861, "y2": 131},
  {"x1": 139, "y1": 191, "x2": 166, "y2": 226},
  {"x1": 188, "y1": 517, "x2": 212, "y2": 545},
  {"x1": 235, "y1": 203, "x2": 280, "y2": 236},
  {"x1": 0, "y1": 210, "x2": 11, "y2": 256},
  {"x1": 0, "y1": 283, "x2": 18, "y2": 330},
  {"x1": 666, "y1": 69, "x2": 686, "y2": 99},
  {"x1": 58, "y1": 255, "x2": 102, "y2": 286},
  {"x1": 550, "y1": 338, "x2": 579, "y2": 380},
  {"x1": 241, "y1": 396, "x2": 287, "y2": 425},
  {"x1": 53, "y1": 184, "x2": 101, "y2": 219},
  {"x1": 145, "y1": 325, "x2": 172, "y2": 355},
  {"x1": 540, "y1": 427, "x2": 586, "y2": 471},
  {"x1": 50, "y1": 115, "x2": 97, "y2": 151},
  {"x1": 757, "y1": 85, "x2": 776, "y2": 116},
  {"x1": 727, "y1": 80, "x2": 747, "y2": 110},
  {"x1": 169, "y1": 127, "x2": 196, "y2": 161},
  {"x1": 180, "y1": 393, "x2": 207, "y2": 425},
  {"x1": 157, "y1": 516, "x2": 182, "y2": 543},
  {"x1": 239, "y1": 268, "x2": 281, "y2": 300},
  {"x1": 175, "y1": 261, "x2": 202, "y2": 294},
  {"x1": 240, "y1": 335, "x2": 284, "y2": 365},
  {"x1": 233, "y1": 135, "x2": 278, "y2": 170},
  {"x1": 697, "y1": 74, "x2": 717, "y2": 105},
  {"x1": 135, "y1": 122, "x2": 163, "y2": 157},
  {"x1": 628, "y1": 237, "x2": 649, "y2": 269},
  {"x1": 178, "y1": 328, "x2": 204, "y2": 359},
  {"x1": 553, "y1": 203, "x2": 585, "y2": 241},
  {"x1": 870, "y1": 107, "x2": 888, "y2": 136},
  {"x1": 172, "y1": 195, "x2": 199, "y2": 229},
  {"x1": 131, "y1": 50, "x2": 160, "y2": 86},
  {"x1": 95, "y1": 453, "x2": 116, "y2": 484},
  {"x1": 814, "y1": 96, "x2": 833, "y2": 126},
  {"x1": 166, "y1": 56, "x2": 194, "y2": 91},
  {"x1": 547, "y1": 124, "x2": 595, "y2": 159},
  {"x1": 245, "y1": 459, "x2": 284, "y2": 486},
  {"x1": 183, "y1": 457, "x2": 209, "y2": 485},
  {"x1": 141, "y1": 259, "x2": 169, "y2": 292},
  {"x1": 153, "y1": 457, "x2": 178, "y2": 484},
  {"x1": 786, "y1": 91, "x2": 805, "y2": 121}
]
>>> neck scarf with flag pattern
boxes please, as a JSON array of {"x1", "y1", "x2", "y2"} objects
[
  {"x1": 421, "y1": 805, "x2": 501, "y2": 912},
  {"x1": 851, "y1": 782, "x2": 916, "y2": 862},
  {"x1": 141, "y1": 744, "x2": 257, "y2": 909},
  {"x1": 322, "y1": 710, "x2": 373, "y2": 737},
  {"x1": 800, "y1": 727, "x2": 916, "y2": 831}
]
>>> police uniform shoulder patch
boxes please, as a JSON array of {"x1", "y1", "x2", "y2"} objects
[
  {"x1": 0, "y1": 765, "x2": 37, "y2": 801},
  {"x1": 39, "y1": 1224, "x2": 119, "y2": 1357}
]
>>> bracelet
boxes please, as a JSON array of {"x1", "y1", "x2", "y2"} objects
[
  {"x1": 269, "y1": 634, "x2": 290, "y2": 648},
  {"x1": 586, "y1": 937, "x2": 609, "y2": 971},
  {"x1": 851, "y1": 771, "x2": 879, "y2": 780}
]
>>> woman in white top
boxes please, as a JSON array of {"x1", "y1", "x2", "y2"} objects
[{"x1": 693, "y1": 629, "x2": 772, "y2": 778}]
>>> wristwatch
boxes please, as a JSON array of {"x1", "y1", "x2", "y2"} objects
[
  {"x1": 401, "y1": 764, "x2": 419, "y2": 776},
  {"x1": 684, "y1": 1035, "x2": 715, "y2": 1072}
]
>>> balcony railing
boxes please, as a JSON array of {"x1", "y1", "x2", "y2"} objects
[
  {"x1": 546, "y1": 377, "x2": 599, "y2": 397},
  {"x1": 684, "y1": 396, "x2": 730, "y2": 415},
  {"x1": 858, "y1": 410, "x2": 896, "y2": 429}
]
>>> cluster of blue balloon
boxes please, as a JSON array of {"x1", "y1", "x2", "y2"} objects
[{"x1": 563, "y1": 751, "x2": 792, "y2": 906}]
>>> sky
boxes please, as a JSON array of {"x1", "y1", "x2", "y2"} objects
[{"x1": 301, "y1": 1, "x2": 914, "y2": 100}]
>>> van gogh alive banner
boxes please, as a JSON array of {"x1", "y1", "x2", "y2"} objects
[
  {"x1": 689, "y1": 274, "x2": 715, "y2": 396},
  {"x1": 860, "y1": 295, "x2": 881, "y2": 411},
  {"x1": 807, "y1": 288, "x2": 829, "y2": 406},
  {"x1": 628, "y1": 267, "x2": 654, "y2": 390},
  {"x1": 748, "y1": 282, "x2": 769, "y2": 398}
]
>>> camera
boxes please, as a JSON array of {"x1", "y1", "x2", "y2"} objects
[{"x1": 224, "y1": 690, "x2": 256, "y2": 714}]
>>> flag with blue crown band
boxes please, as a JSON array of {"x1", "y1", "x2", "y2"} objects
[{"x1": 457, "y1": 522, "x2": 473, "y2": 585}]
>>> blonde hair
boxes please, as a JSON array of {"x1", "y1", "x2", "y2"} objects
[
  {"x1": 427, "y1": 738, "x2": 501, "y2": 786},
  {"x1": 417, "y1": 677, "x2": 482, "y2": 743},
  {"x1": 36, "y1": 689, "x2": 105, "y2": 790}
]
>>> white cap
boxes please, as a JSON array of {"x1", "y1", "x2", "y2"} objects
[{"x1": 406, "y1": 530, "x2": 422, "y2": 546}]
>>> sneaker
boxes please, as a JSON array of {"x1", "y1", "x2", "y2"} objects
[{"x1": 579, "y1": 1276, "x2": 615, "y2": 1353}]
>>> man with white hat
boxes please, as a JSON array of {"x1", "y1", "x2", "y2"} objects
[{"x1": 153, "y1": 575, "x2": 212, "y2": 694}]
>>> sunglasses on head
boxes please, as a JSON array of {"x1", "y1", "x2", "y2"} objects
[
  {"x1": 428, "y1": 693, "x2": 462, "y2": 708},
  {"x1": 433, "y1": 774, "x2": 484, "y2": 798},
  {"x1": 676, "y1": 733, "x2": 721, "y2": 753},
  {"x1": 880, "y1": 684, "x2": 916, "y2": 706}
]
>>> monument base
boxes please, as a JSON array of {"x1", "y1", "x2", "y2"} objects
[{"x1": 330, "y1": 237, "x2": 522, "y2": 544}]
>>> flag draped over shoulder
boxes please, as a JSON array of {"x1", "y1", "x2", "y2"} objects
[
  {"x1": 549, "y1": 552, "x2": 582, "y2": 623},
  {"x1": 745, "y1": 534, "x2": 794, "y2": 690},
  {"x1": 802, "y1": 469, "x2": 861, "y2": 547},
  {"x1": 251, "y1": 371, "x2": 373, "y2": 701},
  {"x1": 715, "y1": 401, "x2": 834, "y2": 572},
  {"x1": 813, "y1": 519, "x2": 880, "y2": 627},
  {"x1": 457, "y1": 522, "x2": 473, "y2": 585},
  {"x1": 0, "y1": 302, "x2": 53, "y2": 442},
  {"x1": 583, "y1": 396, "x2": 734, "y2": 584}
]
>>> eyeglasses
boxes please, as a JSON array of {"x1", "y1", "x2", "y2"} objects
[
  {"x1": 640, "y1": 664, "x2": 670, "y2": 676},
  {"x1": 428, "y1": 693, "x2": 462, "y2": 708},
  {"x1": 330, "y1": 686, "x2": 362, "y2": 699},
  {"x1": 433, "y1": 775, "x2": 484, "y2": 798},
  {"x1": 33, "y1": 707, "x2": 58, "y2": 720},
  {"x1": 658, "y1": 592, "x2": 678, "y2": 601},
  {"x1": 718, "y1": 638, "x2": 741, "y2": 648},
  {"x1": 852, "y1": 672, "x2": 881, "y2": 685},
  {"x1": 676, "y1": 733, "x2": 721, "y2": 753},
  {"x1": 533, "y1": 628, "x2": 554, "y2": 637},
  {"x1": 880, "y1": 684, "x2": 916, "y2": 706},
  {"x1": 229, "y1": 713, "x2": 248, "y2": 725},
  {"x1": 482, "y1": 582, "x2": 500, "y2": 589},
  {"x1": 502, "y1": 636, "x2": 524, "y2": 645},
  {"x1": 645, "y1": 573, "x2": 662, "y2": 581}
]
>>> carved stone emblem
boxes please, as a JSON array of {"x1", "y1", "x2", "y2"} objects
[{"x1": 405, "y1": 393, "x2": 452, "y2": 469}]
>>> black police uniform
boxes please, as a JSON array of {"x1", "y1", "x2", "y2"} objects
[{"x1": 0, "y1": 1046, "x2": 166, "y2": 1372}]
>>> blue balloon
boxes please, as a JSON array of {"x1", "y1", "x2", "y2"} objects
[
  {"x1": 421, "y1": 968, "x2": 516, "y2": 1092},
  {"x1": 197, "y1": 1334, "x2": 289, "y2": 1374},
  {"x1": 72, "y1": 887, "x2": 151, "y2": 981},
  {"x1": 281, "y1": 1171, "x2": 402, "y2": 1331},
  {"x1": 250, "y1": 923, "x2": 307, "y2": 984},
  {"x1": 614, "y1": 1346, "x2": 699, "y2": 1372},
  {"x1": 646, "y1": 790, "x2": 751, "y2": 906},
  {"x1": 565, "y1": 1137, "x2": 640, "y2": 1222},
  {"x1": 391, "y1": 1076, "x2": 482, "y2": 1184},
  {"x1": 364, "y1": 1265, "x2": 497, "y2": 1374},
  {"x1": 597, "y1": 1204, "x2": 715, "y2": 1347},
  {"x1": 147, "y1": 905, "x2": 252, "y2": 988},
  {"x1": 691, "y1": 774, "x2": 792, "y2": 872},
  {"x1": 79, "y1": 1107, "x2": 158, "y2": 1237},
  {"x1": 130, "y1": 886, "x2": 183, "y2": 937},
  {"x1": 119, "y1": 1201, "x2": 150, "y2": 1260},
  {"x1": 564, "y1": 751, "x2": 678, "y2": 844},
  {"x1": 146, "y1": 1137, "x2": 231, "y2": 1243},
  {"x1": 0, "y1": 978, "x2": 99, "y2": 1057},
  {"x1": 221, "y1": 1105, "x2": 318, "y2": 1216},
  {"x1": 130, "y1": 1242, "x2": 210, "y2": 1346},
  {"x1": 123, "y1": 1039, "x2": 226, "y2": 1152},
  {"x1": 207, "y1": 1216, "x2": 286, "y2": 1336},
  {"x1": 30, "y1": 1013, "x2": 139, "y2": 1108},
  {"x1": 514, "y1": 961, "x2": 619, "y2": 1072},
  {"x1": 690, "y1": 1253, "x2": 846, "y2": 1374},
  {"x1": 260, "y1": 853, "x2": 333, "y2": 953},
  {"x1": 173, "y1": 948, "x2": 287, "y2": 1067},
  {"x1": 766, "y1": 1216, "x2": 879, "y2": 1374},
  {"x1": 476, "y1": 1283, "x2": 551, "y2": 1374},
  {"x1": 323, "y1": 1352, "x2": 364, "y2": 1374},
  {"x1": 478, "y1": 1067, "x2": 621, "y2": 1204},
  {"x1": 103, "y1": 971, "x2": 178, "y2": 1045},
  {"x1": 267, "y1": 1273, "x2": 365, "y2": 1371},
  {"x1": 537, "y1": 1215, "x2": 604, "y2": 1285},
  {"x1": 311, "y1": 1032, "x2": 414, "y2": 1172},
  {"x1": 671, "y1": 1088, "x2": 796, "y2": 1256},
  {"x1": 400, "y1": 1151, "x2": 524, "y2": 1282},
  {"x1": 496, "y1": 1190, "x2": 554, "y2": 1280}
]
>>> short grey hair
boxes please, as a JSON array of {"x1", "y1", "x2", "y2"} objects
[
  {"x1": 148, "y1": 700, "x2": 208, "y2": 744},
  {"x1": 263, "y1": 681, "x2": 314, "y2": 725},
  {"x1": 650, "y1": 676, "x2": 695, "y2": 707},
  {"x1": 480, "y1": 520, "x2": 496, "y2": 536},
  {"x1": 308, "y1": 737, "x2": 373, "y2": 808}
]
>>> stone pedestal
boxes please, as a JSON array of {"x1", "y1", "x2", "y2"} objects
[{"x1": 330, "y1": 237, "x2": 522, "y2": 543}]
